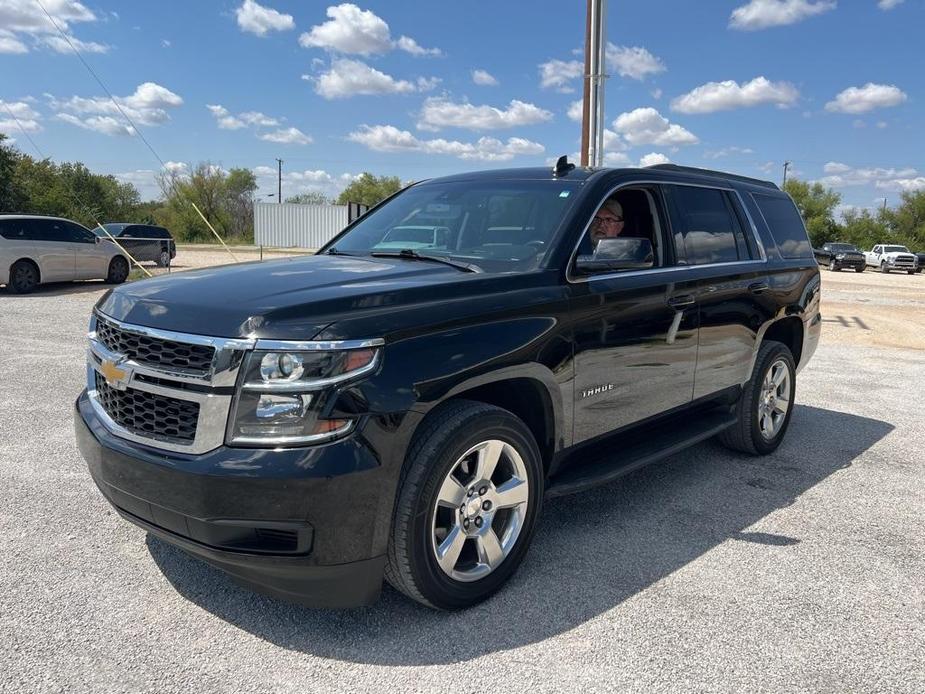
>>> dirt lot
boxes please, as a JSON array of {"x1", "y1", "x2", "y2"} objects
[
  {"x1": 818, "y1": 267, "x2": 925, "y2": 350},
  {"x1": 134, "y1": 244, "x2": 312, "y2": 279}
]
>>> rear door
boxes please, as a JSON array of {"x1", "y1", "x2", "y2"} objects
[
  {"x1": 661, "y1": 184, "x2": 775, "y2": 399},
  {"x1": 32, "y1": 219, "x2": 77, "y2": 281},
  {"x1": 569, "y1": 185, "x2": 698, "y2": 445}
]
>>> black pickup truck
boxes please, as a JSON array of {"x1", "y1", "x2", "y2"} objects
[
  {"x1": 75, "y1": 162, "x2": 821, "y2": 610},
  {"x1": 813, "y1": 242, "x2": 866, "y2": 272}
]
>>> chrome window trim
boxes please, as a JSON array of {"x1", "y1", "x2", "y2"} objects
[{"x1": 566, "y1": 179, "x2": 769, "y2": 284}]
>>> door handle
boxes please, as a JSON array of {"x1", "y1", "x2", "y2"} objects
[
  {"x1": 667, "y1": 294, "x2": 695, "y2": 309},
  {"x1": 748, "y1": 281, "x2": 770, "y2": 294}
]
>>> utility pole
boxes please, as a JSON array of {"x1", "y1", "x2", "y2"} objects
[
  {"x1": 580, "y1": 0, "x2": 607, "y2": 167},
  {"x1": 782, "y1": 161, "x2": 791, "y2": 188},
  {"x1": 275, "y1": 158, "x2": 283, "y2": 204}
]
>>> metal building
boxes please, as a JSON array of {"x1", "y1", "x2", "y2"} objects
[{"x1": 253, "y1": 203, "x2": 349, "y2": 249}]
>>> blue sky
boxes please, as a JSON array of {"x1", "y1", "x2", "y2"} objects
[{"x1": 0, "y1": 0, "x2": 921, "y2": 215}]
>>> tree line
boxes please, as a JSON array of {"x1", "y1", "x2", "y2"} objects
[
  {"x1": 0, "y1": 134, "x2": 401, "y2": 243},
  {"x1": 784, "y1": 178, "x2": 925, "y2": 251}
]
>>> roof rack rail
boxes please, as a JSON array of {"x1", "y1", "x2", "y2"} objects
[{"x1": 645, "y1": 163, "x2": 779, "y2": 190}]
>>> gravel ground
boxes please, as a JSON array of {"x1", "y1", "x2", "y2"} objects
[{"x1": 1, "y1": 272, "x2": 923, "y2": 693}]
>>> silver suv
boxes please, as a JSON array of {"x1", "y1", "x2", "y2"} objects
[{"x1": 1, "y1": 215, "x2": 130, "y2": 294}]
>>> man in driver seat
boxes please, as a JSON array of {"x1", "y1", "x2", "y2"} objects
[{"x1": 591, "y1": 199, "x2": 625, "y2": 250}]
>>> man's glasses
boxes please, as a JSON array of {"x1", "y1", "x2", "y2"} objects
[{"x1": 594, "y1": 215, "x2": 623, "y2": 225}]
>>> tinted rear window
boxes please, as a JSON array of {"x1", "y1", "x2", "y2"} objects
[
  {"x1": 753, "y1": 194, "x2": 813, "y2": 259},
  {"x1": 666, "y1": 185, "x2": 749, "y2": 265}
]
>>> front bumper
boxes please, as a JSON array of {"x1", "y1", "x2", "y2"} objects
[
  {"x1": 75, "y1": 390, "x2": 400, "y2": 607},
  {"x1": 832, "y1": 257, "x2": 865, "y2": 268}
]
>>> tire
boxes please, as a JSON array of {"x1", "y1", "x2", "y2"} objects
[
  {"x1": 106, "y1": 256, "x2": 129, "y2": 284},
  {"x1": 385, "y1": 400, "x2": 543, "y2": 610},
  {"x1": 8, "y1": 260, "x2": 39, "y2": 294},
  {"x1": 718, "y1": 340, "x2": 796, "y2": 456},
  {"x1": 854, "y1": 266, "x2": 864, "y2": 273},
  {"x1": 880, "y1": 262, "x2": 889, "y2": 274},
  {"x1": 908, "y1": 270, "x2": 915, "y2": 275},
  {"x1": 156, "y1": 250, "x2": 171, "y2": 268},
  {"x1": 828, "y1": 259, "x2": 839, "y2": 272}
]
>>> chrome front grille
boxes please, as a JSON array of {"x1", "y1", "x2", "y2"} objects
[
  {"x1": 96, "y1": 315, "x2": 215, "y2": 373},
  {"x1": 87, "y1": 312, "x2": 256, "y2": 454},
  {"x1": 94, "y1": 372, "x2": 199, "y2": 443}
]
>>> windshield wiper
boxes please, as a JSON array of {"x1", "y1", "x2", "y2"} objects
[
  {"x1": 325, "y1": 247, "x2": 359, "y2": 256},
  {"x1": 370, "y1": 248, "x2": 482, "y2": 273}
]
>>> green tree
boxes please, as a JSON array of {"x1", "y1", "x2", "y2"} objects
[
  {"x1": 222, "y1": 168, "x2": 257, "y2": 240},
  {"x1": 783, "y1": 178, "x2": 841, "y2": 247},
  {"x1": 285, "y1": 191, "x2": 330, "y2": 205},
  {"x1": 881, "y1": 190, "x2": 925, "y2": 250},
  {"x1": 336, "y1": 172, "x2": 402, "y2": 207},
  {"x1": 840, "y1": 208, "x2": 889, "y2": 250},
  {"x1": 0, "y1": 134, "x2": 27, "y2": 213}
]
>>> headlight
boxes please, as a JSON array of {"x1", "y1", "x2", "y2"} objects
[
  {"x1": 227, "y1": 345, "x2": 380, "y2": 446},
  {"x1": 835, "y1": 253, "x2": 845, "y2": 259}
]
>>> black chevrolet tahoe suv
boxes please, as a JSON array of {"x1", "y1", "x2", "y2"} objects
[
  {"x1": 75, "y1": 162, "x2": 821, "y2": 610},
  {"x1": 813, "y1": 241, "x2": 865, "y2": 272}
]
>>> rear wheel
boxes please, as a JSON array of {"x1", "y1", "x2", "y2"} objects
[
  {"x1": 718, "y1": 340, "x2": 796, "y2": 456},
  {"x1": 156, "y1": 250, "x2": 171, "y2": 268},
  {"x1": 8, "y1": 260, "x2": 39, "y2": 294},
  {"x1": 386, "y1": 400, "x2": 543, "y2": 610},
  {"x1": 106, "y1": 256, "x2": 129, "y2": 284}
]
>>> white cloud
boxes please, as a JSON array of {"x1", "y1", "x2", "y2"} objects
[
  {"x1": 253, "y1": 166, "x2": 360, "y2": 199},
  {"x1": 639, "y1": 152, "x2": 671, "y2": 167},
  {"x1": 235, "y1": 0, "x2": 294, "y2": 37},
  {"x1": 415, "y1": 76, "x2": 441, "y2": 92},
  {"x1": 539, "y1": 59, "x2": 583, "y2": 92},
  {"x1": 299, "y1": 3, "x2": 439, "y2": 57},
  {"x1": 878, "y1": 0, "x2": 905, "y2": 9},
  {"x1": 704, "y1": 146, "x2": 755, "y2": 159},
  {"x1": 825, "y1": 83, "x2": 908, "y2": 114},
  {"x1": 0, "y1": 0, "x2": 104, "y2": 54},
  {"x1": 651, "y1": 88, "x2": 663, "y2": 100},
  {"x1": 605, "y1": 44, "x2": 666, "y2": 81},
  {"x1": 567, "y1": 99, "x2": 583, "y2": 122},
  {"x1": 472, "y1": 69, "x2": 499, "y2": 87},
  {"x1": 417, "y1": 98, "x2": 552, "y2": 132},
  {"x1": 612, "y1": 107, "x2": 698, "y2": 147},
  {"x1": 0, "y1": 100, "x2": 42, "y2": 134},
  {"x1": 312, "y1": 58, "x2": 424, "y2": 99},
  {"x1": 240, "y1": 111, "x2": 279, "y2": 127},
  {"x1": 671, "y1": 77, "x2": 799, "y2": 113},
  {"x1": 259, "y1": 127, "x2": 312, "y2": 145},
  {"x1": 729, "y1": 0, "x2": 836, "y2": 31},
  {"x1": 206, "y1": 104, "x2": 245, "y2": 129},
  {"x1": 818, "y1": 161, "x2": 920, "y2": 191},
  {"x1": 56, "y1": 113, "x2": 133, "y2": 136},
  {"x1": 51, "y1": 82, "x2": 182, "y2": 135},
  {"x1": 347, "y1": 124, "x2": 544, "y2": 162},
  {"x1": 40, "y1": 33, "x2": 108, "y2": 53},
  {"x1": 395, "y1": 35, "x2": 441, "y2": 57},
  {"x1": 0, "y1": 31, "x2": 28, "y2": 54},
  {"x1": 163, "y1": 161, "x2": 189, "y2": 176}
]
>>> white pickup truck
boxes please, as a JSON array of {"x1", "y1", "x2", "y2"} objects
[{"x1": 864, "y1": 244, "x2": 918, "y2": 274}]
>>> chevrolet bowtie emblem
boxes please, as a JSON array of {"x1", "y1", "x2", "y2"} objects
[{"x1": 100, "y1": 359, "x2": 131, "y2": 391}]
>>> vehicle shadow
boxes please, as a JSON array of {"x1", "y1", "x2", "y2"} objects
[
  {"x1": 0, "y1": 280, "x2": 111, "y2": 297},
  {"x1": 147, "y1": 404, "x2": 892, "y2": 665}
]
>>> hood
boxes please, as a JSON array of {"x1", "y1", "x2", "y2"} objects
[{"x1": 95, "y1": 254, "x2": 507, "y2": 340}]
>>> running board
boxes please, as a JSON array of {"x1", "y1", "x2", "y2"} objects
[{"x1": 545, "y1": 410, "x2": 737, "y2": 499}]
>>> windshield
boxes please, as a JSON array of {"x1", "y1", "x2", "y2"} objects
[
  {"x1": 829, "y1": 243, "x2": 857, "y2": 252},
  {"x1": 96, "y1": 223, "x2": 126, "y2": 237},
  {"x1": 884, "y1": 245, "x2": 910, "y2": 253},
  {"x1": 326, "y1": 179, "x2": 581, "y2": 272}
]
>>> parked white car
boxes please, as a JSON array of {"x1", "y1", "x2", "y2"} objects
[
  {"x1": 0, "y1": 215, "x2": 130, "y2": 294},
  {"x1": 864, "y1": 244, "x2": 917, "y2": 274}
]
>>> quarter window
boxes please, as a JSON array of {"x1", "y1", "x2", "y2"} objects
[
  {"x1": 752, "y1": 193, "x2": 813, "y2": 260},
  {"x1": 666, "y1": 185, "x2": 750, "y2": 265}
]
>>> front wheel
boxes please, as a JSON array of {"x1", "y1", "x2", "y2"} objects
[
  {"x1": 908, "y1": 270, "x2": 915, "y2": 275},
  {"x1": 386, "y1": 400, "x2": 543, "y2": 610},
  {"x1": 854, "y1": 266, "x2": 865, "y2": 273},
  {"x1": 828, "y1": 259, "x2": 839, "y2": 272},
  {"x1": 718, "y1": 340, "x2": 796, "y2": 456},
  {"x1": 106, "y1": 256, "x2": 129, "y2": 284},
  {"x1": 880, "y1": 262, "x2": 889, "y2": 274}
]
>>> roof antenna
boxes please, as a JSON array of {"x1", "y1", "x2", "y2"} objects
[{"x1": 553, "y1": 155, "x2": 575, "y2": 177}]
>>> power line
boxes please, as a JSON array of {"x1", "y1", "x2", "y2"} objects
[{"x1": 35, "y1": 0, "x2": 239, "y2": 264}]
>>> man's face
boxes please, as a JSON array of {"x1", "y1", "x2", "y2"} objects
[{"x1": 591, "y1": 208, "x2": 624, "y2": 245}]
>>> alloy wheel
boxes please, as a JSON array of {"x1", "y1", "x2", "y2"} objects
[
  {"x1": 758, "y1": 359, "x2": 792, "y2": 440},
  {"x1": 430, "y1": 439, "x2": 530, "y2": 583}
]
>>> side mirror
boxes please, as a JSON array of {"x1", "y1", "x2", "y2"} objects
[{"x1": 575, "y1": 237, "x2": 655, "y2": 274}]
